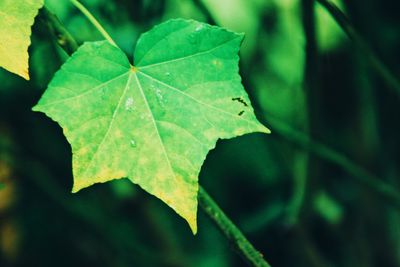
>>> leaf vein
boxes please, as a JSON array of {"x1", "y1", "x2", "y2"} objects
[
  {"x1": 137, "y1": 71, "x2": 261, "y2": 128},
  {"x1": 137, "y1": 36, "x2": 241, "y2": 69},
  {"x1": 81, "y1": 72, "x2": 133, "y2": 177},
  {"x1": 36, "y1": 72, "x2": 129, "y2": 108},
  {"x1": 133, "y1": 73, "x2": 177, "y2": 180}
]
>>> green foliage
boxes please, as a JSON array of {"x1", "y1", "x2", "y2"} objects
[
  {"x1": 1, "y1": 0, "x2": 398, "y2": 266},
  {"x1": 256, "y1": 0, "x2": 306, "y2": 127},
  {"x1": 0, "y1": 0, "x2": 43, "y2": 79},
  {"x1": 316, "y1": 0, "x2": 346, "y2": 51},
  {"x1": 313, "y1": 191, "x2": 343, "y2": 224},
  {"x1": 33, "y1": 19, "x2": 268, "y2": 233}
]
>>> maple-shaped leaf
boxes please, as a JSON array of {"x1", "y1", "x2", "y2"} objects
[
  {"x1": 33, "y1": 19, "x2": 269, "y2": 233},
  {"x1": 0, "y1": 0, "x2": 44, "y2": 80}
]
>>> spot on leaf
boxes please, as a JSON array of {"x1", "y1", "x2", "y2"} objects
[
  {"x1": 232, "y1": 97, "x2": 249, "y2": 107},
  {"x1": 33, "y1": 19, "x2": 270, "y2": 234}
]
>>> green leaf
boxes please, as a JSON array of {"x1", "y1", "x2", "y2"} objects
[
  {"x1": 33, "y1": 19, "x2": 269, "y2": 233},
  {"x1": 0, "y1": 0, "x2": 44, "y2": 80}
]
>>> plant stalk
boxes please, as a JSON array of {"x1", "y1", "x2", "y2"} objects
[
  {"x1": 198, "y1": 186, "x2": 271, "y2": 267},
  {"x1": 69, "y1": 0, "x2": 118, "y2": 47},
  {"x1": 268, "y1": 115, "x2": 400, "y2": 209},
  {"x1": 191, "y1": 0, "x2": 217, "y2": 25},
  {"x1": 39, "y1": 7, "x2": 79, "y2": 55},
  {"x1": 316, "y1": 0, "x2": 400, "y2": 98},
  {"x1": 285, "y1": 0, "x2": 318, "y2": 225}
]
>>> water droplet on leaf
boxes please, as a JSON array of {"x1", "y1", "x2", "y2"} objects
[
  {"x1": 195, "y1": 24, "x2": 204, "y2": 32},
  {"x1": 156, "y1": 89, "x2": 163, "y2": 99},
  {"x1": 130, "y1": 139, "x2": 136, "y2": 147},
  {"x1": 155, "y1": 89, "x2": 166, "y2": 109},
  {"x1": 125, "y1": 97, "x2": 134, "y2": 111}
]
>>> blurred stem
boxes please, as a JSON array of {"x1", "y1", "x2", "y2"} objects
[
  {"x1": 198, "y1": 186, "x2": 271, "y2": 267},
  {"x1": 39, "y1": 6, "x2": 272, "y2": 267},
  {"x1": 191, "y1": 0, "x2": 217, "y2": 25},
  {"x1": 302, "y1": 0, "x2": 319, "y2": 99},
  {"x1": 268, "y1": 115, "x2": 400, "y2": 209},
  {"x1": 69, "y1": 0, "x2": 118, "y2": 47},
  {"x1": 286, "y1": 0, "x2": 319, "y2": 225},
  {"x1": 286, "y1": 151, "x2": 309, "y2": 224},
  {"x1": 316, "y1": 0, "x2": 400, "y2": 98},
  {"x1": 38, "y1": 7, "x2": 79, "y2": 56}
]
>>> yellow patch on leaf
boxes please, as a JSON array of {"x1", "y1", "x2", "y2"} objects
[{"x1": 0, "y1": 0, "x2": 44, "y2": 80}]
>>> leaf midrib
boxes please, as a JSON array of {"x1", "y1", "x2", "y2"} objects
[
  {"x1": 133, "y1": 72, "x2": 177, "y2": 180},
  {"x1": 81, "y1": 72, "x2": 132, "y2": 177}
]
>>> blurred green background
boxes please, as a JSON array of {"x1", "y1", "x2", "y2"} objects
[{"x1": 0, "y1": 0, "x2": 399, "y2": 266}]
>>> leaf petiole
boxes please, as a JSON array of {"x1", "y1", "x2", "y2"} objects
[{"x1": 69, "y1": 0, "x2": 118, "y2": 48}]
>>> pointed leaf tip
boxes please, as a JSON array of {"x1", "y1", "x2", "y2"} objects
[{"x1": 33, "y1": 19, "x2": 269, "y2": 233}]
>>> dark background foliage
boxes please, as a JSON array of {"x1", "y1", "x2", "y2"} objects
[{"x1": 0, "y1": 0, "x2": 399, "y2": 266}]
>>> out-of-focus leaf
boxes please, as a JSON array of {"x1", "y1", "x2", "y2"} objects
[
  {"x1": 316, "y1": 0, "x2": 346, "y2": 51},
  {"x1": 256, "y1": 1, "x2": 306, "y2": 124},
  {"x1": 201, "y1": 0, "x2": 262, "y2": 60},
  {"x1": 0, "y1": 0, "x2": 44, "y2": 80},
  {"x1": 314, "y1": 191, "x2": 344, "y2": 224}
]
